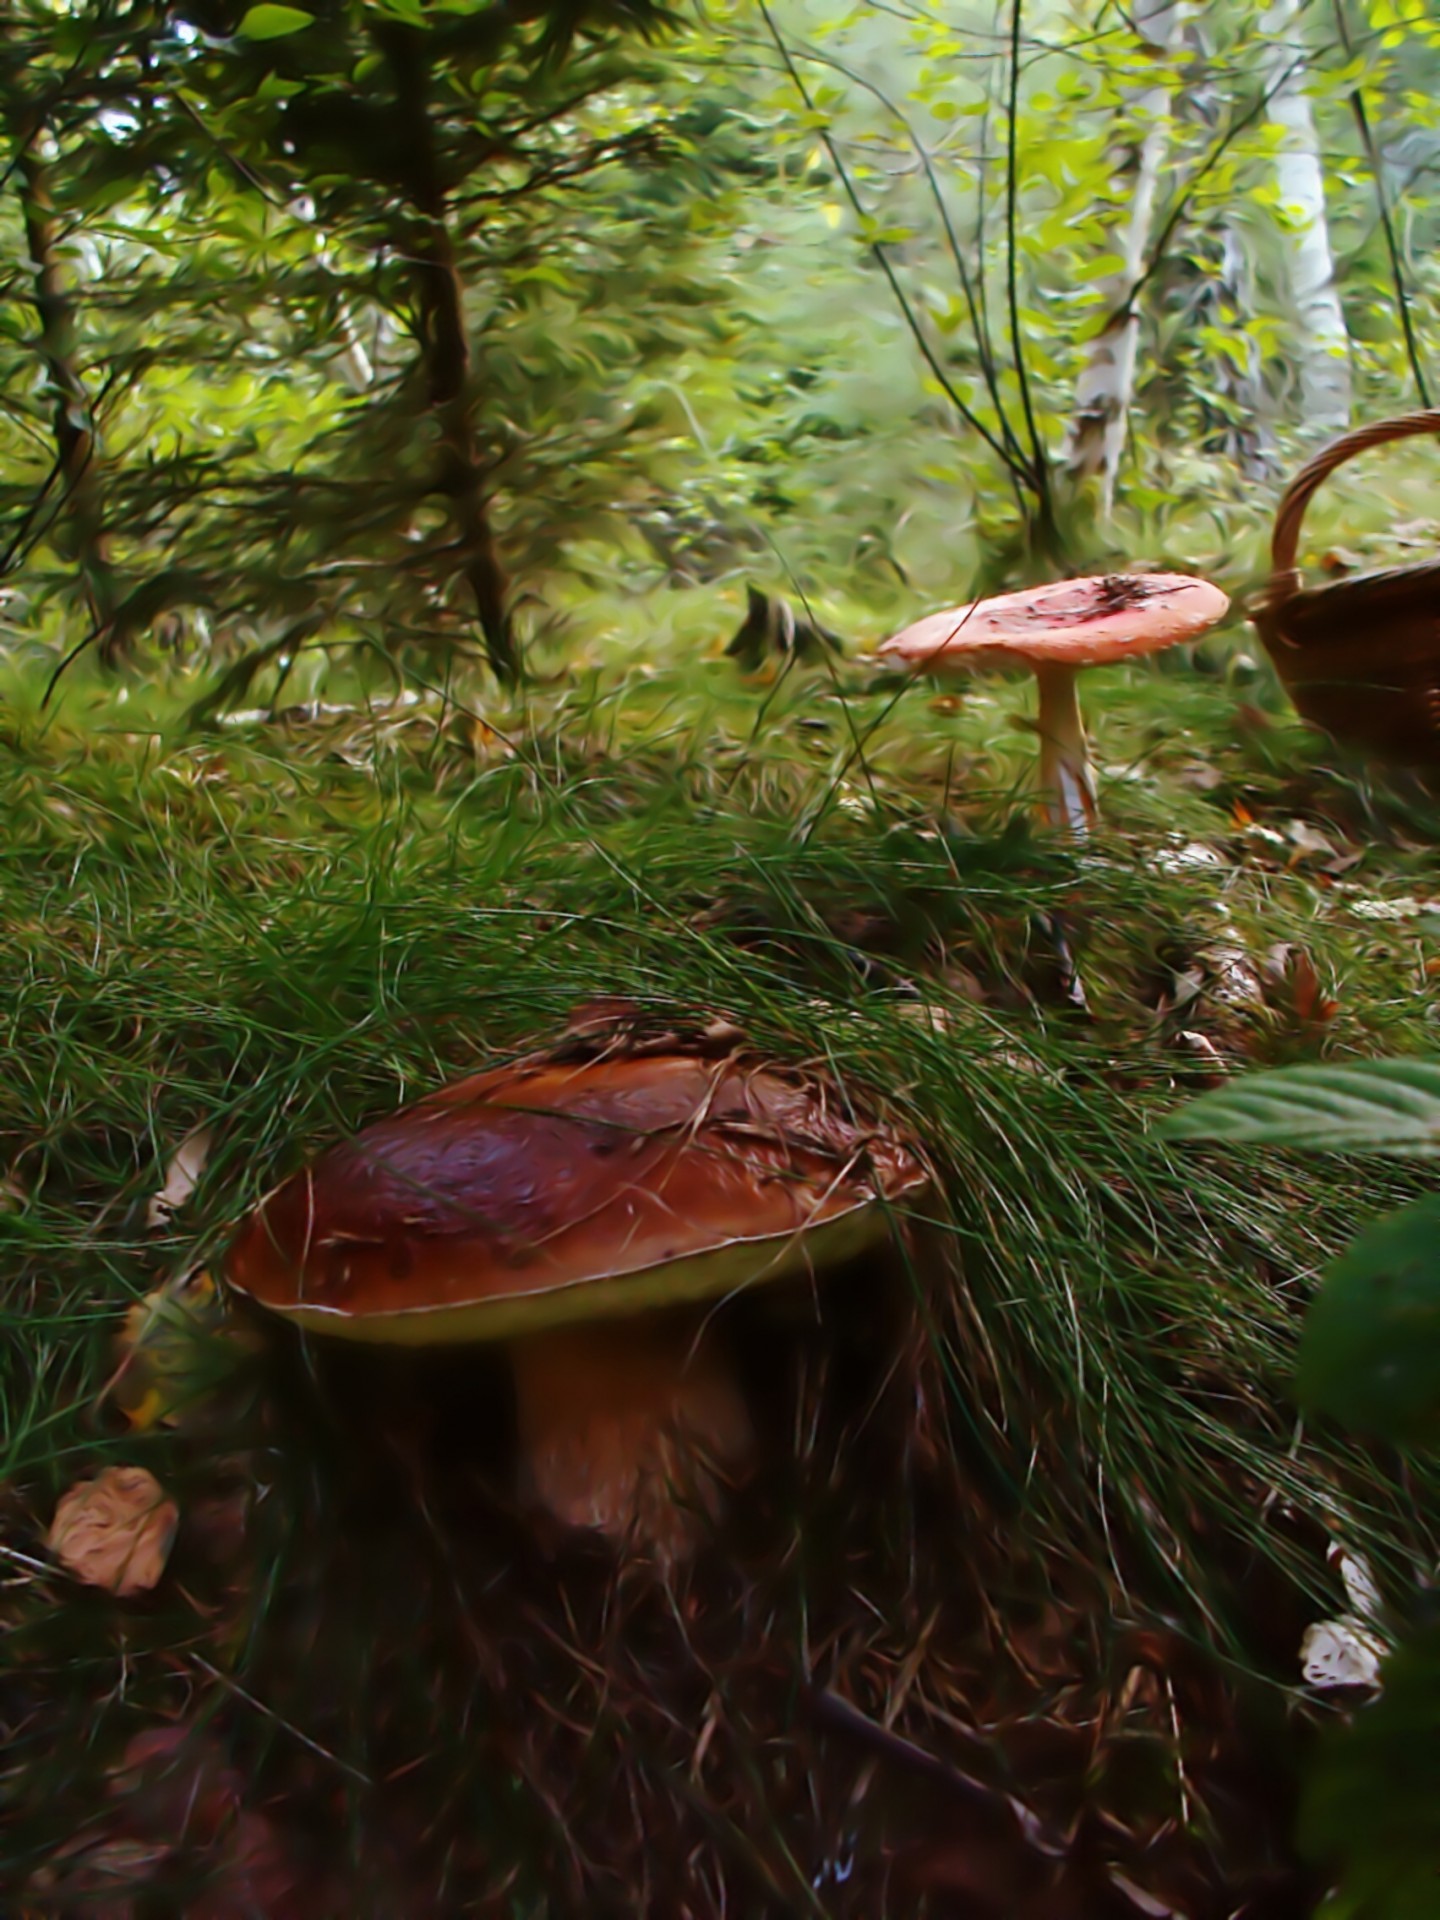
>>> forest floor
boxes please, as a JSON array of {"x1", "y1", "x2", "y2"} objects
[{"x1": 2, "y1": 603, "x2": 1438, "y2": 1917}]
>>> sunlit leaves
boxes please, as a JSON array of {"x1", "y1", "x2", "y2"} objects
[{"x1": 236, "y1": 4, "x2": 315, "y2": 38}]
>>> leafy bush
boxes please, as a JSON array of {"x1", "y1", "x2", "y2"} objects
[{"x1": 1164, "y1": 1058, "x2": 1440, "y2": 1917}]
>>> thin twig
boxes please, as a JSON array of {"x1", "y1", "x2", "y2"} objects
[
  {"x1": 734, "y1": 33, "x2": 1025, "y2": 468},
  {"x1": 1003, "y1": 0, "x2": 1051, "y2": 520},
  {"x1": 755, "y1": 1, "x2": 1034, "y2": 498}
]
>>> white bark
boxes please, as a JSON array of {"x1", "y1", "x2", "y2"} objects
[
  {"x1": 288, "y1": 193, "x2": 373, "y2": 392},
  {"x1": 1063, "y1": 0, "x2": 1188, "y2": 516},
  {"x1": 1262, "y1": 0, "x2": 1351, "y2": 429},
  {"x1": 334, "y1": 305, "x2": 374, "y2": 392}
]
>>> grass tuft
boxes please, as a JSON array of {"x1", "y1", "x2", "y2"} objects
[{"x1": 2, "y1": 642, "x2": 1438, "y2": 1912}]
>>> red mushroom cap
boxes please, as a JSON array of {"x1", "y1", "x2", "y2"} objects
[
  {"x1": 878, "y1": 573, "x2": 1229, "y2": 671},
  {"x1": 224, "y1": 1054, "x2": 928, "y2": 1345}
]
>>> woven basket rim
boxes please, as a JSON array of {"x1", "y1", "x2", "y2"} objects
[
  {"x1": 1268, "y1": 411, "x2": 1440, "y2": 585},
  {"x1": 1260, "y1": 554, "x2": 1440, "y2": 617}
]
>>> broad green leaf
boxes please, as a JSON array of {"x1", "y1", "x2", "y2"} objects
[
  {"x1": 1297, "y1": 1195, "x2": 1440, "y2": 1446},
  {"x1": 1160, "y1": 1060, "x2": 1440, "y2": 1157},
  {"x1": 1300, "y1": 1622, "x2": 1440, "y2": 1920},
  {"x1": 236, "y1": 5, "x2": 315, "y2": 39}
]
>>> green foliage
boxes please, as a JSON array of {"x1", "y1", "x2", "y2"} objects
[
  {"x1": 1165, "y1": 1056, "x2": 1440, "y2": 1438},
  {"x1": 1161, "y1": 1059, "x2": 1440, "y2": 1156},
  {"x1": 1168, "y1": 1053, "x2": 1440, "y2": 1916},
  {"x1": 6, "y1": 0, "x2": 1440, "y2": 688},
  {"x1": 1299, "y1": 1623, "x2": 1440, "y2": 1920},
  {"x1": 1298, "y1": 1195, "x2": 1440, "y2": 1447},
  {"x1": 236, "y1": 3, "x2": 316, "y2": 37},
  {"x1": 2, "y1": 0, "x2": 730, "y2": 676}
]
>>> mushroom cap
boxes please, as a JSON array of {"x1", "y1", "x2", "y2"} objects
[
  {"x1": 224, "y1": 1054, "x2": 928, "y2": 1345},
  {"x1": 878, "y1": 573, "x2": 1229, "y2": 671}
]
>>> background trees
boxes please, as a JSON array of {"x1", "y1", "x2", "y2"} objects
[{"x1": 3, "y1": 0, "x2": 1439, "y2": 687}]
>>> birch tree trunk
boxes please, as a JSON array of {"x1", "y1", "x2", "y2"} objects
[
  {"x1": 1261, "y1": 0, "x2": 1352, "y2": 430},
  {"x1": 1062, "y1": 0, "x2": 1187, "y2": 517}
]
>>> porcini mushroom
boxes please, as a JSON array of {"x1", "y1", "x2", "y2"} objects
[
  {"x1": 224, "y1": 1048, "x2": 926, "y2": 1560},
  {"x1": 879, "y1": 573, "x2": 1229, "y2": 831}
]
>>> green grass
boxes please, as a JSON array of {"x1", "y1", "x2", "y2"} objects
[{"x1": 2, "y1": 626, "x2": 1439, "y2": 1913}]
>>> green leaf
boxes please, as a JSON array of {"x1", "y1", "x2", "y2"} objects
[
  {"x1": 236, "y1": 5, "x2": 315, "y2": 39},
  {"x1": 1159, "y1": 1060, "x2": 1440, "y2": 1157},
  {"x1": 1299, "y1": 1622, "x2": 1440, "y2": 1919},
  {"x1": 1297, "y1": 1195, "x2": 1440, "y2": 1446}
]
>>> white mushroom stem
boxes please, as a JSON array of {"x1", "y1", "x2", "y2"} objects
[
  {"x1": 1032, "y1": 660, "x2": 1097, "y2": 835},
  {"x1": 507, "y1": 1315, "x2": 754, "y2": 1562}
]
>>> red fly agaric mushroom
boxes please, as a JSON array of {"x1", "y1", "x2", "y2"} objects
[
  {"x1": 879, "y1": 573, "x2": 1229, "y2": 831},
  {"x1": 224, "y1": 1045, "x2": 927, "y2": 1560}
]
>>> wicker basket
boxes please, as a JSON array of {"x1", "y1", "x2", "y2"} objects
[{"x1": 1251, "y1": 410, "x2": 1440, "y2": 767}]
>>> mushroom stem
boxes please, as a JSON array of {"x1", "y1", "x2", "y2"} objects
[
  {"x1": 1032, "y1": 661, "x2": 1097, "y2": 834},
  {"x1": 508, "y1": 1314, "x2": 754, "y2": 1560}
]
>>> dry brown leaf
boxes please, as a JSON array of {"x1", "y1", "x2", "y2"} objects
[
  {"x1": 1171, "y1": 1031, "x2": 1227, "y2": 1086},
  {"x1": 147, "y1": 1126, "x2": 214, "y2": 1229},
  {"x1": 1262, "y1": 944, "x2": 1339, "y2": 1024},
  {"x1": 48, "y1": 1465, "x2": 179, "y2": 1597}
]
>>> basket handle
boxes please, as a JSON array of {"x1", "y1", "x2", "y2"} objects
[{"x1": 1271, "y1": 409, "x2": 1440, "y2": 580}]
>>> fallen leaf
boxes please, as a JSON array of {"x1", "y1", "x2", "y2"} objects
[
  {"x1": 1301, "y1": 1545, "x2": 1389, "y2": 1692},
  {"x1": 1153, "y1": 840, "x2": 1225, "y2": 875},
  {"x1": 1171, "y1": 1031, "x2": 1227, "y2": 1085},
  {"x1": 1262, "y1": 944, "x2": 1338, "y2": 1024},
  {"x1": 104, "y1": 1268, "x2": 232, "y2": 1430},
  {"x1": 1198, "y1": 943, "x2": 1265, "y2": 1009},
  {"x1": 1300, "y1": 1618, "x2": 1386, "y2": 1691},
  {"x1": 1347, "y1": 894, "x2": 1438, "y2": 921},
  {"x1": 147, "y1": 1126, "x2": 214, "y2": 1229},
  {"x1": 1285, "y1": 818, "x2": 1339, "y2": 865},
  {"x1": 1332, "y1": 1545, "x2": 1384, "y2": 1622},
  {"x1": 48, "y1": 1466, "x2": 179, "y2": 1596}
]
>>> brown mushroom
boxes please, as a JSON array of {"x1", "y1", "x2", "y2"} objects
[
  {"x1": 879, "y1": 573, "x2": 1229, "y2": 831},
  {"x1": 224, "y1": 1048, "x2": 927, "y2": 1559}
]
